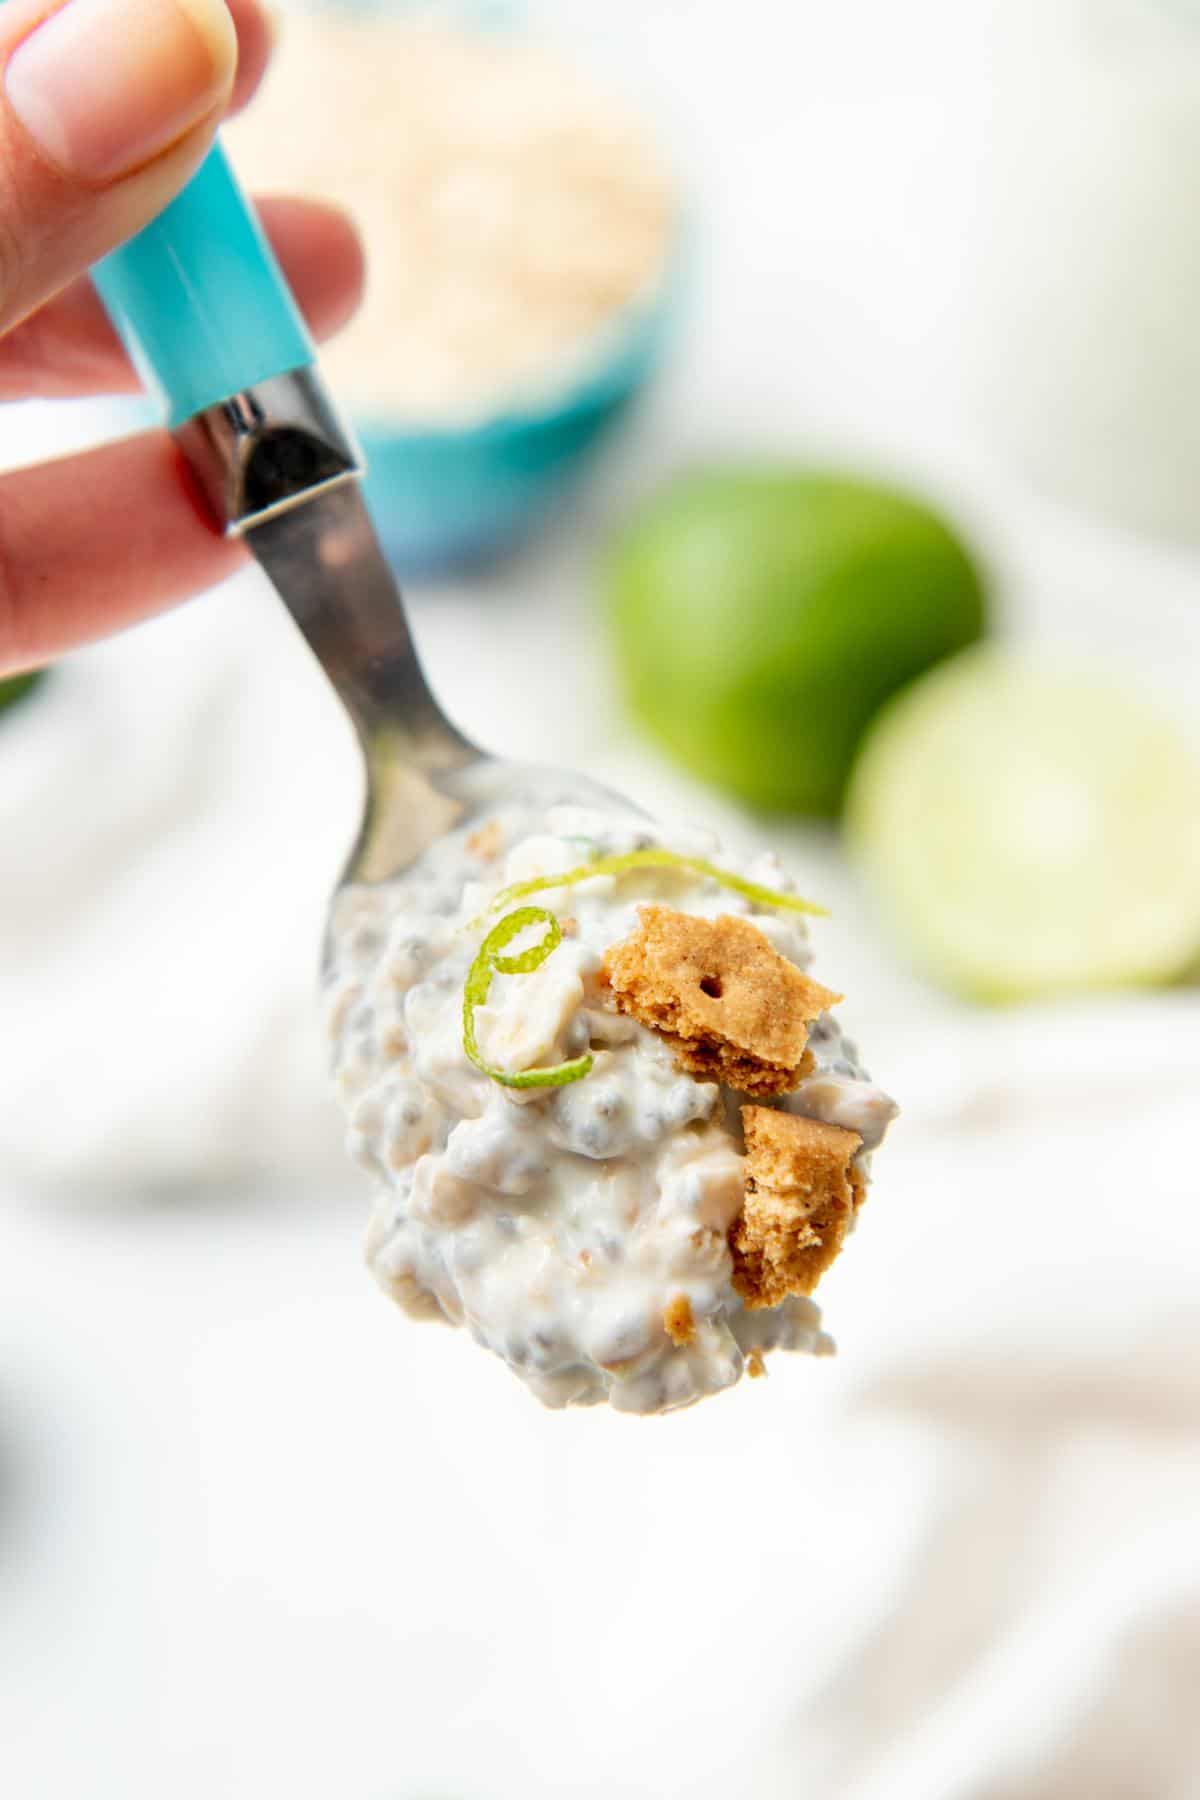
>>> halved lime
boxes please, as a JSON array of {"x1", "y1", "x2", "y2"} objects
[{"x1": 845, "y1": 648, "x2": 1200, "y2": 1001}]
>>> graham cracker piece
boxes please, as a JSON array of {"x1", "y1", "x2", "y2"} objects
[
  {"x1": 746, "y1": 1350, "x2": 767, "y2": 1379},
  {"x1": 730, "y1": 1106, "x2": 864, "y2": 1307},
  {"x1": 663, "y1": 1294, "x2": 696, "y2": 1346},
  {"x1": 603, "y1": 905, "x2": 840, "y2": 1098}
]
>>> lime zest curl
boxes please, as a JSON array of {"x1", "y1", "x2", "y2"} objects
[
  {"x1": 486, "y1": 848, "x2": 828, "y2": 920},
  {"x1": 463, "y1": 906, "x2": 594, "y2": 1091}
]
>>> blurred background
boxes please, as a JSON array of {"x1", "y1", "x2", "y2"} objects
[{"x1": 3, "y1": 1, "x2": 1200, "y2": 1795}]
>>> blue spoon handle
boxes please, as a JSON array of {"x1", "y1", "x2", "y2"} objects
[{"x1": 91, "y1": 142, "x2": 315, "y2": 428}]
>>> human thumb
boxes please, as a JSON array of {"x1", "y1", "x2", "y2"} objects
[{"x1": 0, "y1": 0, "x2": 236, "y2": 333}]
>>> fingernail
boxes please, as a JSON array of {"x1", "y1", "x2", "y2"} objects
[{"x1": 6, "y1": 0, "x2": 237, "y2": 181}]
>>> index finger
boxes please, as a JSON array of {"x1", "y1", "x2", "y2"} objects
[{"x1": 225, "y1": 0, "x2": 273, "y2": 114}]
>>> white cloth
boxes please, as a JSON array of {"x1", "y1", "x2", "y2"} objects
[
  {"x1": 0, "y1": 576, "x2": 359, "y2": 1189},
  {"x1": 1, "y1": 1013, "x2": 1197, "y2": 1800},
  {"x1": 2, "y1": 576, "x2": 1198, "y2": 1800}
]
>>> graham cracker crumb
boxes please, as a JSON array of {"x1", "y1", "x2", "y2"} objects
[
  {"x1": 603, "y1": 905, "x2": 840, "y2": 1097},
  {"x1": 730, "y1": 1106, "x2": 863, "y2": 1308},
  {"x1": 746, "y1": 1349, "x2": 767, "y2": 1379},
  {"x1": 663, "y1": 1293, "x2": 696, "y2": 1346},
  {"x1": 560, "y1": 916, "x2": 579, "y2": 937},
  {"x1": 466, "y1": 820, "x2": 504, "y2": 861}
]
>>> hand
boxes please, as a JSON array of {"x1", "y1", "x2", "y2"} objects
[{"x1": 0, "y1": 0, "x2": 364, "y2": 676}]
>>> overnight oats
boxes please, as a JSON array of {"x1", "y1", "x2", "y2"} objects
[{"x1": 325, "y1": 804, "x2": 897, "y2": 1414}]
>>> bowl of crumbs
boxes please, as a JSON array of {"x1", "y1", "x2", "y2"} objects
[{"x1": 228, "y1": 5, "x2": 680, "y2": 573}]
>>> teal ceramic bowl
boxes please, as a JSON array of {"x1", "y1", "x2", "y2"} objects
[
  {"x1": 353, "y1": 284, "x2": 679, "y2": 575},
  {"x1": 308, "y1": 0, "x2": 681, "y2": 574}
]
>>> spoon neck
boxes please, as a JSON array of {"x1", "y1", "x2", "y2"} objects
[
  {"x1": 245, "y1": 479, "x2": 476, "y2": 772},
  {"x1": 173, "y1": 369, "x2": 476, "y2": 775}
]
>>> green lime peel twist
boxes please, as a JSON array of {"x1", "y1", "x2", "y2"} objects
[
  {"x1": 484, "y1": 848, "x2": 828, "y2": 921},
  {"x1": 463, "y1": 850, "x2": 827, "y2": 1092},
  {"x1": 463, "y1": 907, "x2": 595, "y2": 1091}
]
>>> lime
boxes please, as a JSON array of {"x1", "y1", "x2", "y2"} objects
[
  {"x1": 604, "y1": 467, "x2": 986, "y2": 815},
  {"x1": 0, "y1": 670, "x2": 43, "y2": 716},
  {"x1": 845, "y1": 647, "x2": 1200, "y2": 1001}
]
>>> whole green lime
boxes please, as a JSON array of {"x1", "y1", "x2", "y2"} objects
[
  {"x1": 604, "y1": 467, "x2": 987, "y2": 814},
  {"x1": 0, "y1": 671, "x2": 43, "y2": 716}
]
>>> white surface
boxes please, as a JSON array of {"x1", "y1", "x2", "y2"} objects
[{"x1": 2, "y1": 1, "x2": 1199, "y2": 1795}]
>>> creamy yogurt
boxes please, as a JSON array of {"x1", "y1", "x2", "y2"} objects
[{"x1": 325, "y1": 804, "x2": 896, "y2": 1413}]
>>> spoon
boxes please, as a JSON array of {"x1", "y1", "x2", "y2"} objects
[{"x1": 92, "y1": 144, "x2": 637, "y2": 933}]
